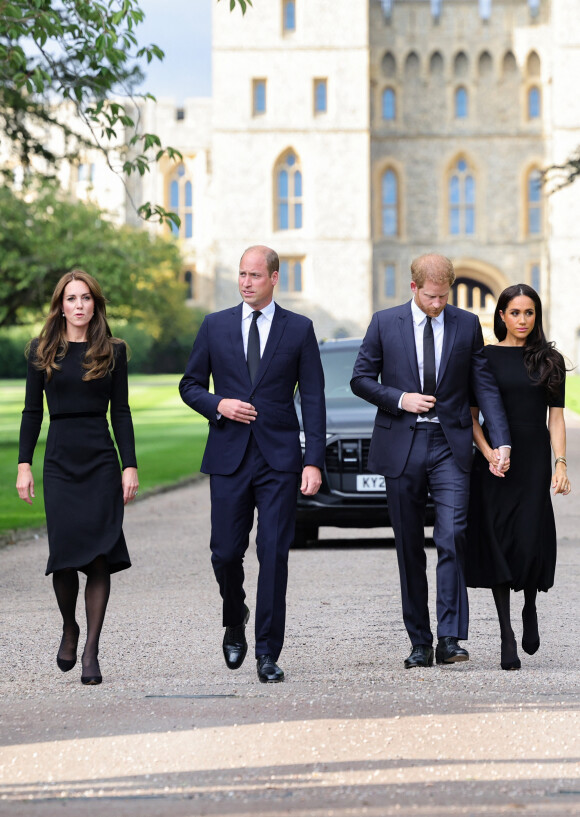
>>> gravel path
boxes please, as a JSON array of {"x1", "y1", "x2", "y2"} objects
[{"x1": 1, "y1": 413, "x2": 579, "y2": 816}]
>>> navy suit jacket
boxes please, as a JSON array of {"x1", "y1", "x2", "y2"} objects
[
  {"x1": 350, "y1": 301, "x2": 510, "y2": 478},
  {"x1": 179, "y1": 303, "x2": 326, "y2": 475}
]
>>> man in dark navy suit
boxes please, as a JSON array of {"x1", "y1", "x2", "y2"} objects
[
  {"x1": 351, "y1": 254, "x2": 510, "y2": 669},
  {"x1": 180, "y1": 245, "x2": 326, "y2": 683}
]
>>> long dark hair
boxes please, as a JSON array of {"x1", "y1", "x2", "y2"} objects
[
  {"x1": 494, "y1": 283, "x2": 564, "y2": 400},
  {"x1": 30, "y1": 270, "x2": 121, "y2": 381}
]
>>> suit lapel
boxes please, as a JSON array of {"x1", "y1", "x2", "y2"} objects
[
  {"x1": 228, "y1": 304, "x2": 248, "y2": 379},
  {"x1": 251, "y1": 303, "x2": 287, "y2": 389},
  {"x1": 437, "y1": 308, "x2": 457, "y2": 386},
  {"x1": 398, "y1": 304, "x2": 421, "y2": 392}
]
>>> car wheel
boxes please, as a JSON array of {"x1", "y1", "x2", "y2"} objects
[{"x1": 292, "y1": 524, "x2": 319, "y2": 548}]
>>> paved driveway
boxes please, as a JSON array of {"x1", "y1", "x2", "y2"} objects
[{"x1": 1, "y1": 414, "x2": 579, "y2": 816}]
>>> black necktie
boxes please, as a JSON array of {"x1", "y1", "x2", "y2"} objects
[
  {"x1": 247, "y1": 310, "x2": 262, "y2": 383},
  {"x1": 423, "y1": 316, "x2": 436, "y2": 404}
]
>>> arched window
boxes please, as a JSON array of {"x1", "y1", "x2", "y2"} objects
[
  {"x1": 382, "y1": 88, "x2": 396, "y2": 120},
  {"x1": 528, "y1": 86, "x2": 541, "y2": 119},
  {"x1": 168, "y1": 163, "x2": 193, "y2": 239},
  {"x1": 449, "y1": 158, "x2": 475, "y2": 236},
  {"x1": 404, "y1": 52, "x2": 420, "y2": 80},
  {"x1": 275, "y1": 151, "x2": 302, "y2": 230},
  {"x1": 453, "y1": 51, "x2": 469, "y2": 78},
  {"x1": 381, "y1": 51, "x2": 396, "y2": 79},
  {"x1": 527, "y1": 169, "x2": 542, "y2": 235},
  {"x1": 455, "y1": 87, "x2": 468, "y2": 118},
  {"x1": 381, "y1": 169, "x2": 398, "y2": 237},
  {"x1": 478, "y1": 51, "x2": 493, "y2": 78},
  {"x1": 429, "y1": 51, "x2": 444, "y2": 76}
]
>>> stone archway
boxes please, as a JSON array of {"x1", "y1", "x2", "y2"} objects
[{"x1": 450, "y1": 258, "x2": 508, "y2": 343}]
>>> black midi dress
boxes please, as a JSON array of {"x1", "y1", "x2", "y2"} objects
[
  {"x1": 465, "y1": 346, "x2": 564, "y2": 593},
  {"x1": 18, "y1": 340, "x2": 137, "y2": 575}
]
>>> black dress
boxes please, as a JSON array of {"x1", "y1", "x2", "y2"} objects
[
  {"x1": 465, "y1": 346, "x2": 564, "y2": 593},
  {"x1": 18, "y1": 340, "x2": 137, "y2": 575}
]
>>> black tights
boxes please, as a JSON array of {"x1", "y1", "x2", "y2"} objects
[
  {"x1": 492, "y1": 582, "x2": 540, "y2": 663},
  {"x1": 52, "y1": 556, "x2": 111, "y2": 674}
]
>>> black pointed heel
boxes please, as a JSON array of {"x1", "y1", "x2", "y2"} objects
[{"x1": 56, "y1": 623, "x2": 80, "y2": 672}]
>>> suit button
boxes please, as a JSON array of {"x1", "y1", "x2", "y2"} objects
[{"x1": 409, "y1": 426, "x2": 414, "y2": 430}]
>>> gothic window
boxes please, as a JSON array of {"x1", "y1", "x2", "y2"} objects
[
  {"x1": 282, "y1": 0, "x2": 296, "y2": 32},
  {"x1": 527, "y1": 169, "x2": 542, "y2": 235},
  {"x1": 404, "y1": 52, "x2": 420, "y2": 80},
  {"x1": 502, "y1": 51, "x2": 518, "y2": 78},
  {"x1": 429, "y1": 51, "x2": 444, "y2": 76},
  {"x1": 455, "y1": 87, "x2": 468, "y2": 118},
  {"x1": 528, "y1": 86, "x2": 541, "y2": 119},
  {"x1": 448, "y1": 158, "x2": 475, "y2": 236},
  {"x1": 279, "y1": 257, "x2": 303, "y2": 292},
  {"x1": 478, "y1": 51, "x2": 493, "y2": 78},
  {"x1": 381, "y1": 51, "x2": 396, "y2": 79},
  {"x1": 382, "y1": 88, "x2": 396, "y2": 120},
  {"x1": 530, "y1": 263, "x2": 541, "y2": 292},
  {"x1": 527, "y1": 50, "x2": 541, "y2": 77},
  {"x1": 381, "y1": 169, "x2": 398, "y2": 237},
  {"x1": 453, "y1": 51, "x2": 469, "y2": 78},
  {"x1": 168, "y1": 163, "x2": 193, "y2": 239},
  {"x1": 253, "y1": 79, "x2": 266, "y2": 115},
  {"x1": 275, "y1": 151, "x2": 302, "y2": 231}
]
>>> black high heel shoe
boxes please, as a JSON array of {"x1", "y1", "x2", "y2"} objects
[
  {"x1": 522, "y1": 605, "x2": 540, "y2": 655},
  {"x1": 80, "y1": 653, "x2": 102, "y2": 685},
  {"x1": 500, "y1": 637, "x2": 521, "y2": 671},
  {"x1": 56, "y1": 623, "x2": 80, "y2": 672}
]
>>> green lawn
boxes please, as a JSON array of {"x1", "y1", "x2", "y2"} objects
[{"x1": 1, "y1": 375, "x2": 208, "y2": 535}]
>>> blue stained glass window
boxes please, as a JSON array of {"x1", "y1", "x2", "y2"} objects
[
  {"x1": 283, "y1": 0, "x2": 296, "y2": 32},
  {"x1": 457, "y1": 159, "x2": 467, "y2": 173},
  {"x1": 294, "y1": 262, "x2": 302, "y2": 291},
  {"x1": 294, "y1": 203, "x2": 302, "y2": 229},
  {"x1": 382, "y1": 88, "x2": 396, "y2": 120},
  {"x1": 531, "y1": 263, "x2": 540, "y2": 291},
  {"x1": 455, "y1": 87, "x2": 468, "y2": 118},
  {"x1": 449, "y1": 160, "x2": 475, "y2": 235},
  {"x1": 450, "y1": 208, "x2": 460, "y2": 235},
  {"x1": 465, "y1": 208, "x2": 475, "y2": 235},
  {"x1": 185, "y1": 213, "x2": 193, "y2": 239},
  {"x1": 295, "y1": 171, "x2": 302, "y2": 197},
  {"x1": 315, "y1": 80, "x2": 327, "y2": 113},
  {"x1": 381, "y1": 170, "x2": 398, "y2": 236},
  {"x1": 384, "y1": 264, "x2": 396, "y2": 298},
  {"x1": 177, "y1": 164, "x2": 185, "y2": 177},
  {"x1": 465, "y1": 175, "x2": 475, "y2": 203},
  {"x1": 170, "y1": 180, "x2": 179, "y2": 209},
  {"x1": 254, "y1": 81, "x2": 266, "y2": 114},
  {"x1": 185, "y1": 181, "x2": 192, "y2": 207},
  {"x1": 528, "y1": 87, "x2": 540, "y2": 119},
  {"x1": 450, "y1": 176, "x2": 460, "y2": 204},
  {"x1": 279, "y1": 203, "x2": 289, "y2": 230},
  {"x1": 279, "y1": 261, "x2": 289, "y2": 292},
  {"x1": 528, "y1": 170, "x2": 541, "y2": 234},
  {"x1": 275, "y1": 151, "x2": 302, "y2": 230}
]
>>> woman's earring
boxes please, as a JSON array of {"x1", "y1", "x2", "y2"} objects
[{"x1": 62, "y1": 311, "x2": 65, "y2": 317}]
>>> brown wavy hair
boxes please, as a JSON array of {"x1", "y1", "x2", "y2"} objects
[{"x1": 29, "y1": 270, "x2": 122, "y2": 381}]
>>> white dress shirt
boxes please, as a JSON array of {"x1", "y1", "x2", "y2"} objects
[
  {"x1": 242, "y1": 299, "x2": 275, "y2": 358},
  {"x1": 399, "y1": 299, "x2": 445, "y2": 422}
]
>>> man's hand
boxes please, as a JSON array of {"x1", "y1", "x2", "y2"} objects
[
  {"x1": 300, "y1": 465, "x2": 322, "y2": 496},
  {"x1": 217, "y1": 398, "x2": 257, "y2": 424},
  {"x1": 496, "y1": 445, "x2": 511, "y2": 473},
  {"x1": 402, "y1": 392, "x2": 436, "y2": 414}
]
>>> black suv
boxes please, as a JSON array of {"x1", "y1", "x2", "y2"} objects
[{"x1": 294, "y1": 337, "x2": 434, "y2": 547}]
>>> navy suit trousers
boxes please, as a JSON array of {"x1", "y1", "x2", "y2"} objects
[
  {"x1": 209, "y1": 435, "x2": 300, "y2": 661},
  {"x1": 385, "y1": 423, "x2": 470, "y2": 647}
]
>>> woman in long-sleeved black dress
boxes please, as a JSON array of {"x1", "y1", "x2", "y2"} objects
[
  {"x1": 466, "y1": 284, "x2": 570, "y2": 671},
  {"x1": 16, "y1": 270, "x2": 138, "y2": 685}
]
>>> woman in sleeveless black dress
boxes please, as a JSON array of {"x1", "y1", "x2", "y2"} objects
[
  {"x1": 466, "y1": 284, "x2": 570, "y2": 671},
  {"x1": 16, "y1": 270, "x2": 139, "y2": 685}
]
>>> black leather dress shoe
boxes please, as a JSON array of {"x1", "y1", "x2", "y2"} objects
[
  {"x1": 404, "y1": 645, "x2": 434, "y2": 669},
  {"x1": 435, "y1": 636, "x2": 469, "y2": 664},
  {"x1": 256, "y1": 654, "x2": 284, "y2": 683},
  {"x1": 222, "y1": 605, "x2": 249, "y2": 670}
]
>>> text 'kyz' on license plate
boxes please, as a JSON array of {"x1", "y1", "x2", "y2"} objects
[{"x1": 356, "y1": 474, "x2": 385, "y2": 491}]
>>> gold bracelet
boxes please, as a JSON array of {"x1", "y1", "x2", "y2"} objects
[{"x1": 554, "y1": 456, "x2": 567, "y2": 467}]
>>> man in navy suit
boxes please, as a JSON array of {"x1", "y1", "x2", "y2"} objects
[
  {"x1": 351, "y1": 254, "x2": 510, "y2": 669},
  {"x1": 180, "y1": 245, "x2": 326, "y2": 683}
]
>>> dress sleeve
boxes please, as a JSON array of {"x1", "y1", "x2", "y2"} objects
[
  {"x1": 18, "y1": 341, "x2": 45, "y2": 465},
  {"x1": 109, "y1": 342, "x2": 138, "y2": 469}
]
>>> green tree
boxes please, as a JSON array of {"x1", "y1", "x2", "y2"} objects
[
  {"x1": 0, "y1": 0, "x2": 251, "y2": 223},
  {"x1": 0, "y1": 181, "x2": 191, "y2": 336}
]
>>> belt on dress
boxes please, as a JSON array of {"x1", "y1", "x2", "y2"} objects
[{"x1": 49, "y1": 411, "x2": 107, "y2": 421}]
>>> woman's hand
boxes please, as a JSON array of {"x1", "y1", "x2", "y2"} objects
[
  {"x1": 16, "y1": 464, "x2": 35, "y2": 505},
  {"x1": 487, "y1": 448, "x2": 509, "y2": 478},
  {"x1": 552, "y1": 462, "x2": 571, "y2": 495},
  {"x1": 122, "y1": 467, "x2": 139, "y2": 505}
]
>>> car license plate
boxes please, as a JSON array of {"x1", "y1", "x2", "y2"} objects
[{"x1": 356, "y1": 474, "x2": 385, "y2": 491}]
